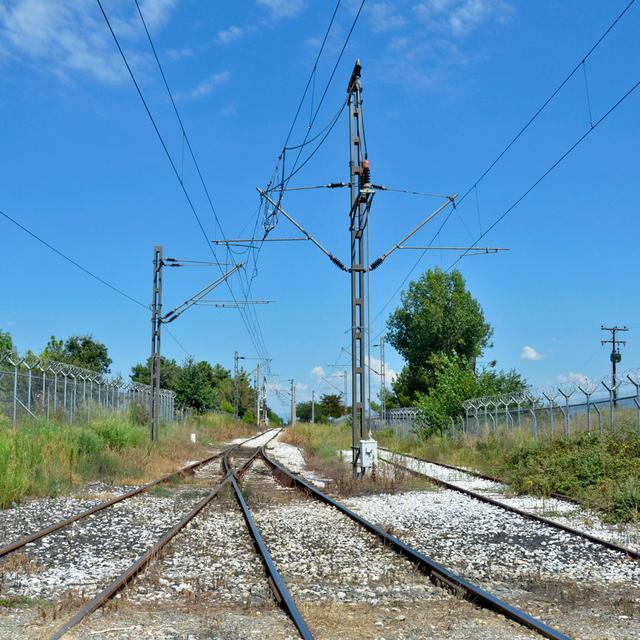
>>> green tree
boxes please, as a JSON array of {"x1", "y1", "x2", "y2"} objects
[
  {"x1": 0, "y1": 330, "x2": 16, "y2": 356},
  {"x1": 130, "y1": 356, "x2": 182, "y2": 391},
  {"x1": 387, "y1": 268, "x2": 492, "y2": 371},
  {"x1": 319, "y1": 393, "x2": 345, "y2": 419},
  {"x1": 174, "y1": 358, "x2": 216, "y2": 412},
  {"x1": 296, "y1": 400, "x2": 326, "y2": 423},
  {"x1": 416, "y1": 354, "x2": 526, "y2": 437},
  {"x1": 41, "y1": 335, "x2": 112, "y2": 373}
]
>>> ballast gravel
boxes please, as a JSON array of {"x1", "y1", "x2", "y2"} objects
[
  {"x1": 382, "y1": 449, "x2": 640, "y2": 552},
  {"x1": 343, "y1": 489, "x2": 640, "y2": 639},
  {"x1": 241, "y1": 459, "x2": 539, "y2": 639}
]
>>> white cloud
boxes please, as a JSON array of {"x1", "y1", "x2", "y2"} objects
[
  {"x1": 369, "y1": 2, "x2": 406, "y2": 33},
  {"x1": 217, "y1": 25, "x2": 244, "y2": 44},
  {"x1": 413, "y1": 0, "x2": 512, "y2": 37},
  {"x1": 558, "y1": 372, "x2": 589, "y2": 386},
  {"x1": 257, "y1": 0, "x2": 306, "y2": 20},
  {"x1": 182, "y1": 70, "x2": 230, "y2": 101},
  {"x1": 0, "y1": 0, "x2": 179, "y2": 83},
  {"x1": 520, "y1": 345, "x2": 542, "y2": 361},
  {"x1": 311, "y1": 366, "x2": 326, "y2": 380},
  {"x1": 167, "y1": 46, "x2": 193, "y2": 60}
]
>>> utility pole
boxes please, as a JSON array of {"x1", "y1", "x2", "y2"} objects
[
  {"x1": 290, "y1": 378, "x2": 296, "y2": 425},
  {"x1": 379, "y1": 336, "x2": 386, "y2": 422},
  {"x1": 311, "y1": 390, "x2": 315, "y2": 424},
  {"x1": 256, "y1": 362, "x2": 261, "y2": 430},
  {"x1": 150, "y1": 246, "x2": 163, "y2": 443},
  {"x1": 262, "y1": 374, "x2": 268, "y2": 429},
  {"x1": 348, "y1": 59, "x2": 373, "y2": 474},
  {"x1": 233, "y1": 351, "x2": 239, "y2": 418},
  {"x1": 601, "y1": 325, "x2": 628, "y2": 405},
  {"x1": 149, "y1": 251, "x2": 243, "y2": 442}
]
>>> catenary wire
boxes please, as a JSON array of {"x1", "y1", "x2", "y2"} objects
[
  {"x1": 98, "y1": 0, "x2": 268, "y2": 361},
  {"x1": 133, "y1": 0, "x2": 269, "y2": 357},
  {"x1": 0, "y1": 207, "x2": 190, "y2": 356},
  {"x1": 370, "y1": 0, "x2": 638, "y2": 338}
]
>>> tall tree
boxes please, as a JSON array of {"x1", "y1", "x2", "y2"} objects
[
  {"x1": 319, "y1": 393, "x2": 345, "y2": 419},
  {"x1": 387, "y1": 268, "x2": 492, "y2": 369},
  {"x1": 174, "y1": 358, "x2": 216, "y2": 412},
  {"x1": 0, "y1": 330, "x2": 15, "y2": 356},
  {"x1": 41, "y1": 335, "x2": 112, "y2": 373},
  {"x1": 131, "y1": 356, "x2": 182, "y2": 390}
]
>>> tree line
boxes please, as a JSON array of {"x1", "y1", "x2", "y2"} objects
[{"x1": 0, "y1": 330, "x2": 280, "y2": 424}]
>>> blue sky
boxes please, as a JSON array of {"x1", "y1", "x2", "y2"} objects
[{"x1": 1, "y1": 0, "x2": 639, "y2": 418}]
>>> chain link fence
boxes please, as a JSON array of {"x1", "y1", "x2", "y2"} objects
[
  {"x1": 462, "y1": 370, "x2": 640, "y2": 444},
  {"x1": 0, "y1": 353, "x2": 175, "y2": 425},
  {"x1": 368, "y1": 408, "x2": 421, "y2": 438}
]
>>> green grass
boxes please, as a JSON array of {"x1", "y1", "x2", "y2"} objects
[
  {"x1": 0, "y1": 410, "x2": 252, "y2": 509},
  {"x1": 282, "y1": 422, "x2": 351, "y2": 459},
  {"x1": 376, "y1": 424, "x2": 640, "y2": 524}
]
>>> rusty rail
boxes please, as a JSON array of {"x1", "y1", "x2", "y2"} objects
[
  {"x1": 379, "y1": 449, "x2": 640, "y2": 561},
  {"x1": 261, "y1": 447, "x2": 570, "y2": 640},
  {"x1": 1, "y1": 429, "x2": 278, "y2": 559}
]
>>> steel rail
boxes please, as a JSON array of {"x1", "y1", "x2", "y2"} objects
[
  {"x1": 49, "y1": 433, "x2": 281, "y2": 639},
  {"x1": 224, "y1": 444, "x2": 314, "y2": 639},
  {"x1": 1, "y1": 429, "x2": 278, "y2": 559},
  {"x1": 379, "y1": 446, "x2": 606, "y2": 512},
  {"x1": 48, "y1": 475, "x2": 232, "y2": 640},
  {"x1": 261, "y1": 448, "x2": 570, "y2": 640},
  {"x1": 378, "y1": 451, "x2": 640, "y2": 561}
]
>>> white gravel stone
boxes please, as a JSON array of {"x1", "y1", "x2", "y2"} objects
[{"x1": 382, "y1": 450, "x2": 640, "y2": 552}]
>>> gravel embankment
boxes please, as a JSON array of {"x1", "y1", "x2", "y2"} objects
[
  {"x1": 382, "y1": 449, "x2": 640, "y2": 552},
  {"x1": 343, "y1": 489, "x2": 640, "y2": 639},
  {"x1": 242, "y1": 458, "x2": 540, "y2": 640}
]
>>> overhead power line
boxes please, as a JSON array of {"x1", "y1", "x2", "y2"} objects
[
  {"x1": 371, "y1": 0, "x2": 639, "y2": 336},
  {"x1": 97, "y1": 0, "x2": 268, "y2": 361},
  {"x1": 0, "y1": 207, "x2": 190, "y2": 356},
  {"x1": 447, "y1": 75, "x2": 640, "y2": 270}
]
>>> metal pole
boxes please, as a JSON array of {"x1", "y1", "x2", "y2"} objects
[
  {"x1": 379, "y1": 336, "x2": 386, "y2": 421},
  {"x1": 290, "y1": 378, "x2": 296, "y2": 426},
  {"x1": 12, "y1": 362, "x2": 18, "y2": 425},
  {"x1": 601, "y1": 325, "x2": 628, "y2": 407},
  {"x1": 256, "y1": 363, "x2": 261, "y2": 430},
  {"x1": 348, "y1": 59, "x2": 369, "y2": 475},
  {"x1": 150, "y1": 245, "x2": 163, "y2": 442},
  {"x1": 311, "y1": 390, "x2": 315, "y2": 424},
  {"x1": 233, "y1": 350, "x2": 239, "y2": 418}
]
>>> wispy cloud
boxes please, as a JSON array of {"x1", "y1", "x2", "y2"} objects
[
  {"x1": 257, "y1": 0, "x2": 306, "y2": 20},
  {"x1": 0, "y1": 0, "x2": 179, "y2": 83},
  {"x1": 311, "y1": 366, "x2": 326, "y2": 380},
  {"x1": 167, "y1": 46, "x2": 193, "y2": 60},
  {"x1": 520, "y1": 345, "x2": 543, "y2": 361},
  {"x1": 217, "y1": 24, "x2": 244, "y2": 45},
  {"x1": 558, "y1": 372, "x2": 589, "y2": 386},
  {"x1": 413, "y1": 0, "x2": 512, "y2": 36},
  {"x1": 369, "y1": 1, "x2": 405, "y2": 33},
  {"x1": 363, "y1": 0, "x2": 514, "y2": 87},
  {"x1": 181, "y1": 70, "x2": 230, "y2": 101}
]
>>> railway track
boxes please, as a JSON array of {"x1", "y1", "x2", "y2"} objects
[
  {"x1": 0, "y1": 429, "x2": 279, "y2": 561},
  {"x1": 378, "y1": 447, "x2": 640, "y2": 560},
  {"x1": 247, "y1": 446, "x2": 569, "y2": 640},
  {"x1": 0, "y1": 430, "x2": 283, "y2": 639},
  {"x1": 2, "y1": 432, "x2": 637, "y2": 638}
]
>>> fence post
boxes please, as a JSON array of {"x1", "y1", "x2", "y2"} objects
[
  {"x1": 12, "y1": 360, "x2": 18, "y2": 425},
  {"x1": 627, "y1": 371, "x2": 640, "y2": 433},
  {"x1": 526, "y1": 393, "x2": 538, "y2": 445},
  {"x1": 601, "y1": 378, "x2": 617, "y2": 430},
  {"x1": 557, "y1": 385, "x2": 574, "y2": 437}
]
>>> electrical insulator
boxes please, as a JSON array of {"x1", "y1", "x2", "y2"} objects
[{"x1": 359, "y1": 158, "x2": 371, "y2": 190}]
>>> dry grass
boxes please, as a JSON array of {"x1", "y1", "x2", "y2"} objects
[{"x1": 281, "y1": 423, "x2": 434, "y2": 497}]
